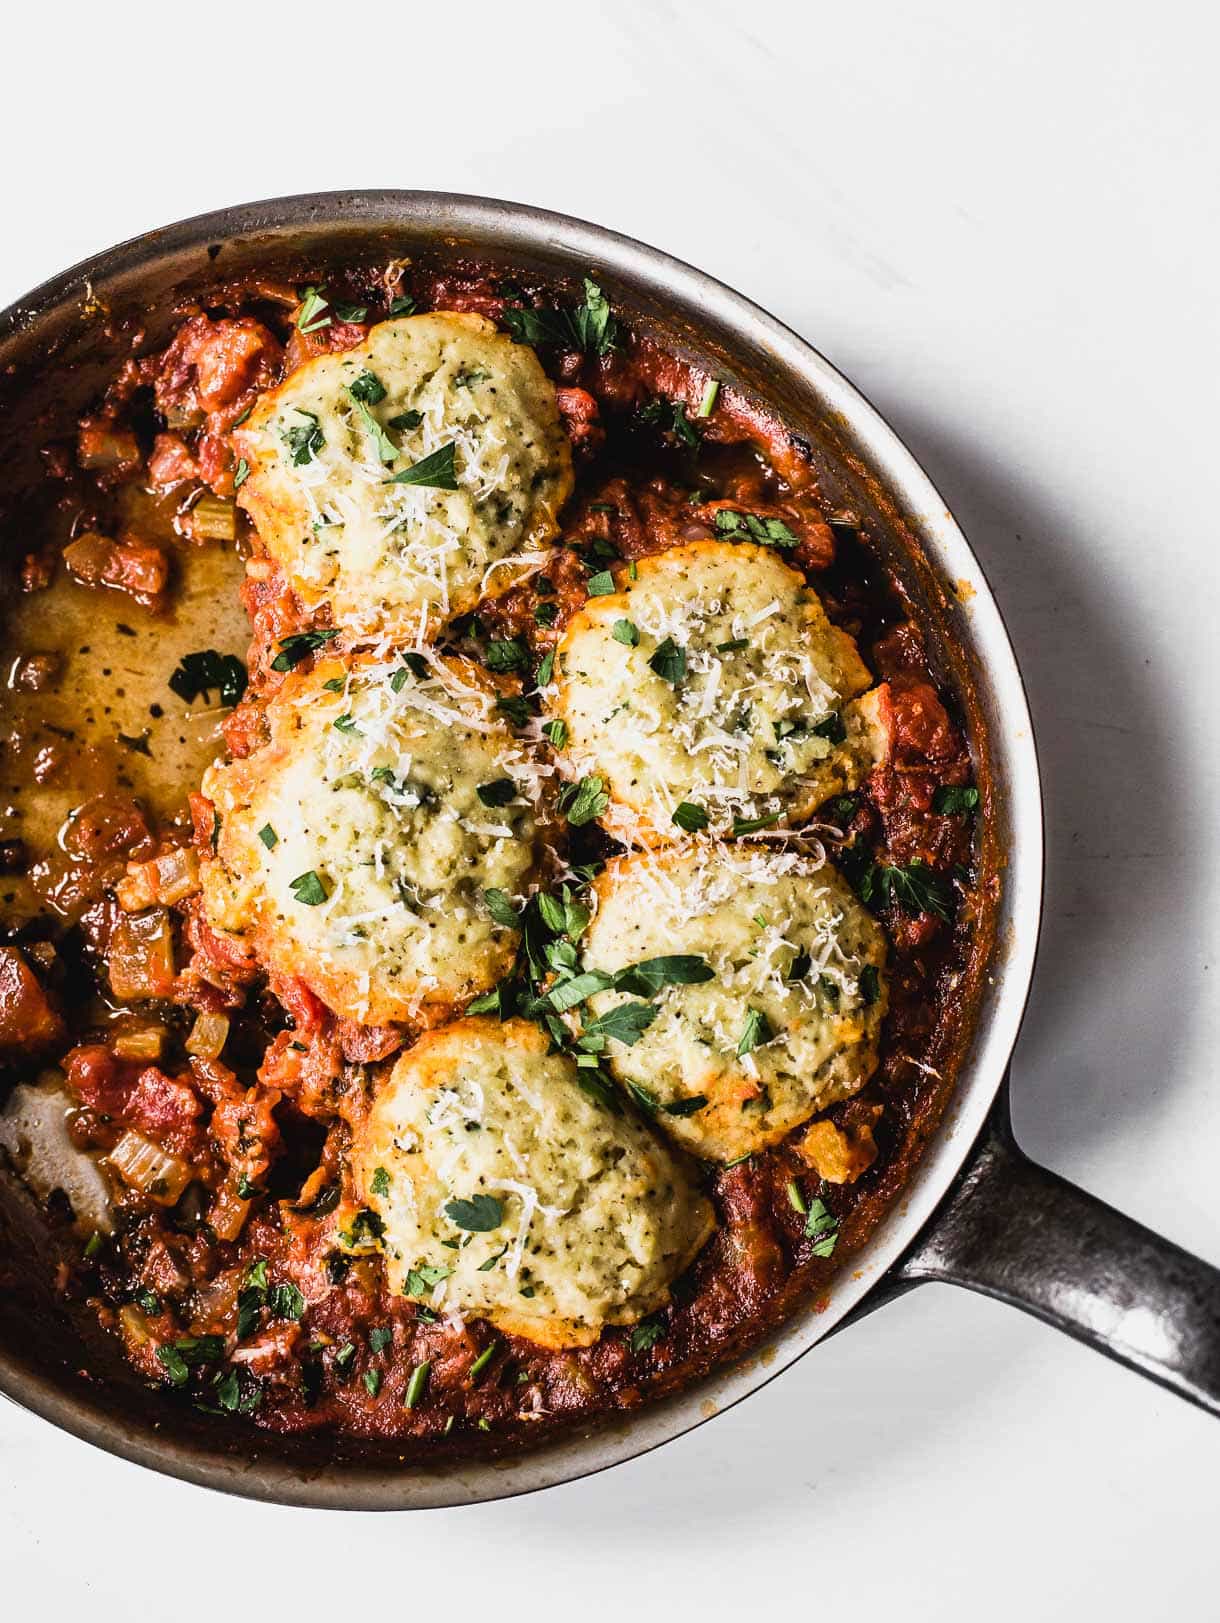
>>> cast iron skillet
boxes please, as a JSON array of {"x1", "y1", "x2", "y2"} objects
[{"x1": 0, "y1": 193, "x2": 1216, "y2": 1510}]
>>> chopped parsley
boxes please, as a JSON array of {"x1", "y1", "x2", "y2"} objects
[
  {"x1": 535, "y1": 650, "x2": 555, "y2": 687},
  {"x1": 534, "y1": 600, "x2": 559, "y2": 627},
  {"x1": 233, "y1": 457, "x2": 250, "y2": 490},
  {"x1": 468, "y1": 1342, "x2": 498, "y2": 1382},
  {"x1": 812, "y1": 712, "x2": 847, "y2": 744},
  {"x1": 640, "y1": 396, "x2": 701, "y2": 450},
  {"x1": 476, "y1": 778, "x2": 517, "y2": 808},
  {"x1": 543, "y1": 718, "x2": 568, "y2": 749},
  {"x1": 612, "y1": 618, "x2": 639, "y2": 646},
  {"x1": 713, "y1": 509, "x2": 798, "y2": 548},
  {"x1": 296, "y1": 287, "x2": 330, "y2": 334},
  {"x1": 168, "y1": 649, "x2": 247, "y2": 707},
  {"x1": 388, "y1": 294, "x2": 417, "y2": 317},
  {"x1": 332, "y1": 712, "x2": 360, "y2": 735},
  {"x1": 859, "y1": 963, "x2": 881, "y2": 1005},
  {"x1": 368, "y1": 1325, "x2": 393, "y2": 1354},
  {"x1": 133, "y1": 1288, "x2": 160, "y2": 1315},
  {"x1": 495, "y1": 694, "x2": 531, "y2": 726},
  {"x1": 281, "y1": 409, "x2": 324, "y2": 465},
  {"x1": 803, "y1": 1197, "x2": 839, "y2": 1257},
  {"x1": 333, "y1": 300, "x2": 368, "y2": 323},
  {"x1": 648, "y1": 637, "x2": 686, "y2": 685},
  {"x1": 363, "y1": 1368, "x2": 382, "y2": 1398},
  {"x1": 257, "y1": 824, "x2": 278, "y2": 849},
  {"x1": 585, "y1": 570, "x2": 615, "y2": 597},
  {"x1": 348, "y1": 369, "x2": 386, "y2": 405},
  {"x1": 289, "y1": 870, "x2": 329, "y2": 907},
  {"x1": 405, "y1": 1263, "x2": 453, "y2": 1298},
  {"x1": 578, "y1": 1001, "x2": 657, "y2": 1050},
  {"x1": 388, "y1": 408, "x2": 423, "y2": 431},
  {"x1": 503, "y1": 278, "x2": 620, "y2": 357},
  {"x1": 370, "y1": 1166, "x2": 390, "y2": 1196},
  {"x1": 404, "y1": 1360, "x2": 431, "y2": 1408}
]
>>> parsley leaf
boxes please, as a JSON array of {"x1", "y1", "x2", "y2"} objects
[
  {"x1": 586, "y1": 570, "x2": 615, "y2": 596},
  {"x1": 672, "y1": 801, "x2": 708, "y2": 834},
  {"x1": 612, "y1": 618, "x2": 639, "y2": 646},
  {"x1": 485, "y1": 638, "x2": 528, "y2": 674},
  {"x1": 579, "y1": 1001, "x2": 657, "y2": 1050},
  {"x1": 860, "y1": 860, "x2": 954, "y2": 921},
  {"x1": 444, "y1": 1194, "x2": 504, "y2": 1233},
  {"x1": 267, "y1": 1282, "x2": 305, "y2": 1322},
  {"x1": 388, "y1": 294, "x2": 417, "y2": 317},
  {"x1": 933, "y1": 785, "x2": 980, "y2": 815},
  {"x1": 612, "y1": 954, "x2": 713, "y2": 996},
  {"x1": 732, "y1": 812, "x2": 782, "y2": 836},
  {"x1": 386, "y1": 442, "x2": 458, "y2": 488},
  {"x1": 368, "y1": 1325, "x2": 393, "y2": 1354},
  {"x1": 483, "y1": 888, "x2": 520, "y2": 927},
  {"x1": 503, "y1": 278, "x2": 621, "y2": 356},
  {"x1": 803, "y1": 1197, "x2": 839, "y2": 1256},
  {"x1": 388, "y1": 408, "x2": 423, "y2": 430},
  {"x1": 353, "y1": 398, "x2": 398, "y2": 464},
  {"x1": 495, "y1": 694, "x2": 531, "y2": 726},
  {"x1": 405, "y1": 1263, "x2": 453, "y2": 1297},
  {"x1": 560, "y1": 775, "x2": 609, "y2": 827},
  {"x1": 271, "y1": 628, "x2": 339, "y2": 672},
  {"x1": 629, "y1": 1313, "x2": 666, "y2": 1354},
  {"x1": 812, "y1": 712, "x2": 847, "y2": 744},
  {"x1": 736, "y1": 1006, "x2": 772, "y2": 1057}
]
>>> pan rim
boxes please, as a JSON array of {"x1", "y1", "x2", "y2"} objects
[{"x1": 0, "y1": 189, "x2": 1045, "y2": 1509}]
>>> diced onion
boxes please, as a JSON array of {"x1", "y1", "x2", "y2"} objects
[
  {"x1": 118, "y1": 1303, "x2": 154, "y2": 1347},
  {"x1": 188, "y1": 494, "x2": 237, "y2": 542},
  {"x1": 116, "y1": 866, "x2": 157, "y2": 913},
  {"x1": 111, "y1": 1024, "x2": 166, "y2": 1061},
  {"x1": 108, "y1": 909, "x2": 176, "y2": 1002},
  {"x1": 185, "y1": 1010, "x2": 229, "y2": 1060},
  {"x1": 208, "y1": 1183, "x2": 250, "y2": 1242},
  {"x1": 153, "y1": 847, "x2": 200, "y2": 904},
  {"x1": 108, "y1": 1128, "x2": 192, "y2": 1204},
  {"x1": 118, "y1": 848, "x2": 199, "y2": 911}
]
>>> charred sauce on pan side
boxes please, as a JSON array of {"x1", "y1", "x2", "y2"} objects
[{"x1": 0, "y1": 263, "x2": 986, "y2": 1451}]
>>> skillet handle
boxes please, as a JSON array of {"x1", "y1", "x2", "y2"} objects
[{"x1": 891, "y1": 1086, "x2": 1220, "y2": 1416}]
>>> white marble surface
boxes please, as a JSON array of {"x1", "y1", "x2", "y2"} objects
[{"x1": 2, "y1": 1, "x2": 1216, "y2": 1613}]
